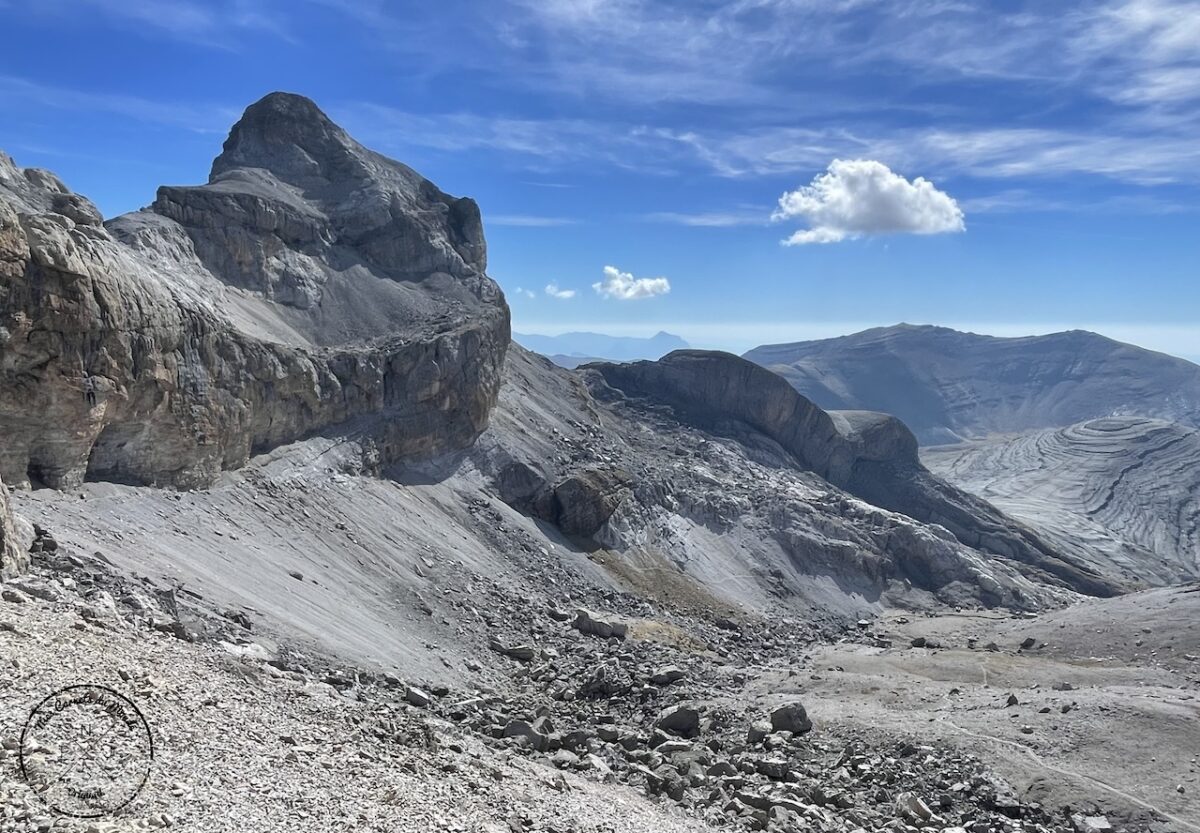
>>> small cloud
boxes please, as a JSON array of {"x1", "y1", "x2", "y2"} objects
[
  {"x1": 489, "y1": 214, "x2": 578, "y2": 227},
  {"x1": 545, "y1": 283, "x2": 576, "y2": 299},
  {"x1": 773, "y1": 159, "x2": 965, "y2": 245},
  {"x1": 513, "y1": 287, "x2": 537, "y2": 299},
  {"x1": 592, "y1": 265, "x2": 671, "y2": 300},
  {"x1": 644, "y1": 209, "x2": 768, "y2": 227}
]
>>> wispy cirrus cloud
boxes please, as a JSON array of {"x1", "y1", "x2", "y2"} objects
[
  {"x1": 488, "y1": 214, "x2": 579, "y2": 227},
  {"x1": 0, "y1": 76, "x2": 236, "y2": 133},
  {"x1": 33, "y1": 0, "x2": 296, "y2": 47},
  {"x1": 643, "y1": 208, "x2": 769, "y2": 227}
]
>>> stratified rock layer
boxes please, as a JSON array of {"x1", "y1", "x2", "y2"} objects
[
  {"x1": 745, "y1": 324, "x2": 1200, "y2": 445},
  {"x1": 0, "y1": 93, "x2": 509, "y2": 489},
  {"x1": 924, "y1": 417, "x2": 1200, "y2": 586},
  {"x1": 587, "y1": 351, "x2": 1121, "y2": 597}
]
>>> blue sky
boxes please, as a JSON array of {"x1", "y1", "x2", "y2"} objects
[{"x1": 1, "y1": 0, "x2": 1197, "y2": 358}]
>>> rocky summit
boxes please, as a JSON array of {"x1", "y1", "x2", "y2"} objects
[
  {"x1": 1, "y1": 96, "x2": 1198, "y2": 833},
  {"x1": 0, "y1": 92, "x2": 508, "y2": 491}
]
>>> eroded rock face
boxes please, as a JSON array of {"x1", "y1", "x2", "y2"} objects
[
  {"x1": 1, "y1": 474, "x2": 29, "y2": 577},
  {"x1": 550, "y1": 468, "x2": 633, "y2": 537},
  {"x1": 588, "y1": 350, "x2": 1121, "y2": 598},
  {"x1": 0, "y1": 93, "x2": 509, "y2": 489},
  {"x1": 924, "y1": 417, "x2": 1200, "y2": 586}
]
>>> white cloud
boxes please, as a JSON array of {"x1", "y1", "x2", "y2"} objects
[
  {"x1": 592, "y1": 266, "x2": 671, "y2": 300},
  {"x1": 0, "y1": 76, "x2": 235, "y2": 133},
  {"x1": 545, "y1": 283, "x2": 576, "y2": 299},
  {"x1": 773, "y1": 159, "x2": 965, "y2": 245},
  {"x1": 489, "y1": 214, "x2": 579, "y2": 227},
  {"x1": 643, "y1": 208, "x2": 768, "y2": 227},
  {"x1": 513, "y1": 287, "x2": 537, "y2": 299}
]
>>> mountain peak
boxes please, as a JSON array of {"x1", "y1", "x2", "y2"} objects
[{"x1": 210, "y1": 91, "x2": 359, "y2": 185}]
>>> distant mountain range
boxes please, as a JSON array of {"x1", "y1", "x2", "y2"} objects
[
  {"x1": 745, "y1": 324, "x2": 1200, "y2": 445},
  {"x1": 514, "y1": 330, "x2": 688, "y2": 366}
]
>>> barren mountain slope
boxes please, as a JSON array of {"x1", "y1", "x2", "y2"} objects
[
  {"x1": 745, "y1": 325, "x2": 1200, "y2": 445},
  {"x1": 924, "y1": 418, "x2": 1200, "y2": 586},
  {"x1": 10, "y1": 345, "x2": 1070, "y2": 682}
]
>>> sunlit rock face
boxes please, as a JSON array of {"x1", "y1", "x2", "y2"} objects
[
  {"x1": 925, "y1": 417, "x2": 1200, "y2": 587},
  {"x1": 0, "y1": 93, "x2": 510, "y2": 490}
]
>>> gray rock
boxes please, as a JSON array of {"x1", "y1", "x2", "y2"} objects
[
  {"x1": 654, "y1": 704, "x2": 701, "y2": 738},
  {"x1": 0, "y1": 474, "x2": 29, "y2": 577},
  {"x1": 1072, "y1": 814, "x2": 1113, "y2": 833},
  {"x1": 769, "y1": 702, "x2": 812, "y2": 735},
  {"x1": 589, "y1": 350, "x2": 1119, "y2": 599},
  {"x1": 0, "y1": 93, "x2": 509, "y2": 490},
  {"x1": 649, "y1": 665, "x2": 686, "y2": 686},
  {"x1": 550, "y1": 469, "x2": 632, "y2": 537},
  {"x1": 572, "y1": 608, "x2": 628, "y2": 640},
  {"x1": 404, "y1": 686, "x2": 432, "y2": 708}
]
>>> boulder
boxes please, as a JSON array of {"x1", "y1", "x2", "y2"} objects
[
  {"x1": 572, "y1": 609, "x2": 628, "y2": 640},
  {"x1": 551, "y1": 468, "x2": 631, "y2": 537},
  {"x1": 655, "y1": 704, "x2": 701, "y2": 738},
  {"x1": 404, "y1": 686, "x2": 432, "y2": 708},
  {"x1": 769, "y1": 702, "x2": 813, "y2": 735},
  {"x1": 649, "y1": 666, "x2": 686, "y2": 686}
]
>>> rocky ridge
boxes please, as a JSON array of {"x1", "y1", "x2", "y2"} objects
[
  {"x1": 584, "y1": 351, "x2": 1119, "y2": 598},
  {"x1": 0, "y1": 92, "x2": 508, "y2": 491},
  {"x1": 745, "y1": 325, "x2": 1200, "y2": 446}
]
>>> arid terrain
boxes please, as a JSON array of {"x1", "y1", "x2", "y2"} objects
[{"x1": 2, "y1": 94, "x2": 1198, "y2": 833}]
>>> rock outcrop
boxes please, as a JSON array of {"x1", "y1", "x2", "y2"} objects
[
  {"x1": 0, "y1": 93, "x2": 509, "y2": 489},
  {"x1": 1, "y1": 474, "x2": 29, "y2": 577},
  {"x1": 587, "y1": 350, "x2": 1121, "y2": 597},
  {"x1": 745, "y1": 324, "x2": 1200, "y2": 445}
]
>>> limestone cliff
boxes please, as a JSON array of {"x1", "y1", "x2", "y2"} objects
[{"x1": 0, "y1": 93, "x2": 509, "y2": 489}]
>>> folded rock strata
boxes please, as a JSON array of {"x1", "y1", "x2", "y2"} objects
[{"x1": 924, "y1": 417, "x2": 1200, "y2": 586}]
